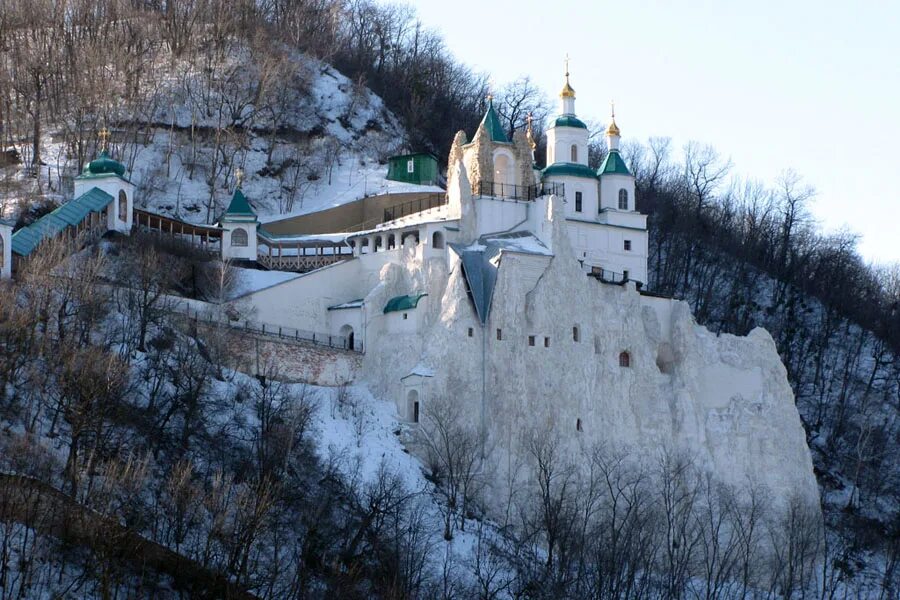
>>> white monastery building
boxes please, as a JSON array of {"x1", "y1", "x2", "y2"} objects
[
  {"x1": 8, "y1": 69, "x2": 819, "y2": 511},
  {"x1": 227, "y1": 70, "x2": 819, "y2": 509}
]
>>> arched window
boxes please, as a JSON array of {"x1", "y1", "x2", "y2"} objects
[
  {"x1": 619, "y1": 351, "x2": 631, "y2": 368},
  {"x1": 118, "y1": 190, "x2": 128, "y2": 222},
  {"x1": 407, "y1": 389, "x2": 420, "y2": 423},
  {"x1": 432, "y1": 231, "x2": 445, "y2": 249},
  {"x1": 618, "y1": 189, "x2": 629, "y2": 210},
  {"x1": 570, "y1": 144, "x2": 578, "y2": 162},
  {"x1": 573, "y1": 326, "x2": 580, "y2": 342},
  {"x1": 231, "y1": 228, "x2": 248, "y2": 247},
  {"x1": 576, "y1": 418, "x2": 583, "y2": 432}
]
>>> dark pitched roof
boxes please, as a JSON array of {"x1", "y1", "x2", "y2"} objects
[
  {"x1": 12, "y1": 187, "x2": 113, "y2": 256},
  {"x1": 480, "y1": 99, "x2": 509, "y2": 143},
  {"x1": 598, "y1": 150, "x2": 631, "y2": 176}
]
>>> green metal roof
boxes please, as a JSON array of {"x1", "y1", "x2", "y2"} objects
[
  {"x1": 12, "y1": 187, "x2": 113, "y2": 256},
  {"x1": 541, "y1": 162, "x2": 599, "y2": 180},
  {"x1": 383, "y1": 293, "x2": 427, "y2": 314},
  {"x1": 597, "y1": 150, "x2": 631, "y2": 176},
  {"x1": 480, "y1": 99, "x2": 509, "y2": 143},
  {"x1": 223, "y1": 188, "x2": 256, "y2": 219},
  {"x1": 553, "y1": 115, "x2": 588, "y2": 129},
  {"x1": 83, "y1": 151, "x2": 126, "y2": 177}
]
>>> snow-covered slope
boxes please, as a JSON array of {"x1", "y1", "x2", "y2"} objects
[{"x1": 3, "y1": 49, "x2": 434, "y2": 228}]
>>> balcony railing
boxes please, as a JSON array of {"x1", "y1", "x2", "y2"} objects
[
  {"x1": 383, "y1": 194, "x2": 448, "y2": 223},
  {"x1": 472, "y1": 181, "x2": 564, "y2": 201},
  {"x1": 587, "y1": 266, "x2": 644, "y2": 289}
]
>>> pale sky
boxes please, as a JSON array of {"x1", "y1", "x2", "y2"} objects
[{"x1": 412, "y1": 0, "x2": 900, "y2": 264}]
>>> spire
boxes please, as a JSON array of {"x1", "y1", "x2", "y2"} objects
[
  {"x1": 606, "y1": 101, "x2": 621, "y2": 137},
  {"x1": 559, "y1": 55, "x2": 577, "y2": 117},
  {"x1": 478, "y1": 94, "x2": 509, "y2": 143},
  {"x1": 560, "y1": 54, "x2": 575, "y2": 99}
]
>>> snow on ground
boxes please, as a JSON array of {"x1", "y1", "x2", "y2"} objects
[
  {"x1": 311, "y1": 383, "x2": 503, "y2": 591},
  {"x1": 1, "y1": 49, "x2": 441, "y2": 232},
  {"x1": 229, "y1": 267, "x2": 300, "y2": 299}
]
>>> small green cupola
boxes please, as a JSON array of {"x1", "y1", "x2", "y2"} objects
[
  {"x1": 478, "y1": 96, "x2": 509, "y2": 143},
  {"x1": 222, "y1": 187, "x2": 257, "y2": 222},
  {"x1": 83, "y1": 151, "x2": 126, "y2": 177},
  {"x1": 597, "y1": 150, "x2": 631, "y2": 177}
]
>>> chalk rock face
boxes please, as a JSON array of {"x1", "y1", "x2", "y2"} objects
[{"x1": 361, "y1": 239, "x2": 819, "y2": 510}]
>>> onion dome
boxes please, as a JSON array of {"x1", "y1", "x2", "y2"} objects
[
  {"x1": 560, "y1": 73, "x2": 576, "y2": 99},
  {"x1": 606, "y1": 118, "x2": 621, "y2": 137},
  {"x1": 84, "y1": 151, "x2": 126, "y2": 177},
  {"x1": 606, "y1": 102, "x2": 621, "y2": 137}
]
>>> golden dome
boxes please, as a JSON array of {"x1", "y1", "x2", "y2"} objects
[
  {"x1": 560, "y1": 55, "x2": 575, "y2": 98},
  {"x1": 606, "y1": 119, "x2": 620, "y2": 137},
  {"x1": 606, "y1": 101, "x2": 620, "y2": 136}
]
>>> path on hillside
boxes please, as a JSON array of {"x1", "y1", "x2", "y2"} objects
[{"x1": 0, "y1": 473, "x2": 260, "y2": 600}]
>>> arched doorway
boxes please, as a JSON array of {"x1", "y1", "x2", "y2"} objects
[
  {"x1": 432, "y1": 231, "x2": 445, "y2": 249},
  {"x1": 340, "y1": 324, "x2": 355, "y2": 351},
  {"x1": 492, "y1": 152, "x2": 514, "y2": 196},
  {"x1": 407, "y1": 389, "x2": 420, "y2": 423}
]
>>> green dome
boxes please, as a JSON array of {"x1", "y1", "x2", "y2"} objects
[
  {"x1": 541, "y1": 162, "x2": 599, "y2": 180},
  {"x1": 84, "y1": 151, "x2": 126, "y2": 177},
  {"x1": 554, "y1": 115, "x2": 588, "y2": 129}
]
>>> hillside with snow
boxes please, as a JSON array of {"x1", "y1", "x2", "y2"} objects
[{"x1": 2, "y1": 48, "x2": 439, "y2": 230}]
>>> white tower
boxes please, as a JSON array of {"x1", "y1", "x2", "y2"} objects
[
  {"x1": 73, "y1": 133, "x2": 134, "y2": 235},
  {"x1": 545, "y1": 59, "x2": 590, "y2": 167},
  {"x1": 220, "y1": 176, "x2": 258, "y2": 261},
  {"x1": 598, "y1": 105, "x2": 635, "y2": 212}
]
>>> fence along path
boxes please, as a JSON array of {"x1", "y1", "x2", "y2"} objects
[{"x1": 0, "y1": 472, "x2": 260, "y2": 599}]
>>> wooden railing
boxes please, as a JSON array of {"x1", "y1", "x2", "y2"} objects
[
  {"x1": 256, "y1": 251, "x2": 348, "y2": 272},
  {"x1": 133, "y1": 208, "x2": 222, "y2": 253}
]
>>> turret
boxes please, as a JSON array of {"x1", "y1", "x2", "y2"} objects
[
  {"x1": 545, "y1": 59, "x2": 589, "y2": 167},
  {"x1": 220, "y1": 171, "x2": 258, "y2": 261}
]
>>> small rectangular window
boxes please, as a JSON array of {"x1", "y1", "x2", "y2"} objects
[
  {"x1": 467, "y1": 327, "x2": 474, "y2": 337},
  {"x1": 575, "y1": 191, "x2": 582, "y2": 213},
  {"x1": 544, "y1": 337, "x2": 550, "y2": 348},
  {"x1": 496, "y1": 328, "x2": 502, "y2": 341},
  {"x1": 624, "y1": 240, "x2": 632, "y2": 251},
  {"x1": 407, "y1": 159, "x2": 414, "y2": 173},
  {"x1": 528, "y1": 335, "x2": 535, "y2": 346},
  {"x1": 403, "y1": 313, "x2": 408, "y2": 320}
]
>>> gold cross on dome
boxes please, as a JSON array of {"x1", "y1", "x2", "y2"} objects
[
  {"x1": 235, "y1": 168, "x2": 244, "y2": 188},
  {"x1": 98, "y1": 127, "x2": 110, "y2": 150},
  {"x1": 565, "y1": 53, "x2": 570, "y2": 77},
  {"x1": 610, "y1": 100, "x2": 616, "y2": 119}
]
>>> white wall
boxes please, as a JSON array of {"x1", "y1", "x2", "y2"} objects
[
  {"x1": 233, "y1": 259, "x2": 364, "y2": 332},
  {"x1": 567, "y1": 221, "x2": 649, "y2": 284},
  {"x1": 599, "y1": 173, "x2": 635, "y2": 211},
  {"x1": 546, "y1": 126, "x2": 589, "y2": 167},
  {"x1": 474, "y1": 196, "x2": 529, "y2": 235},
  {"x1": 222, "y1": 222, "x2": 258, "y2": 260},
  {"x1": 74, "y1": 175, "x2": 134, "y2": 234}
]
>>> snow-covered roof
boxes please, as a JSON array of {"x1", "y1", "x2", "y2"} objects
[
  {"x1": 401, "y1": 363, "x2": 435, "y2": 380},
  {"x1": 481, "y1": 231, "x2": 552, "y2": 256},
  {"x1": 328, "y1": 299, "x2": 365, "y2": 311}
]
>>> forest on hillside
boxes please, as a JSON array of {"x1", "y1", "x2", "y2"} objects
[{"x1": 1, "y1": 0, "x2": 900, "y2": 597}]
